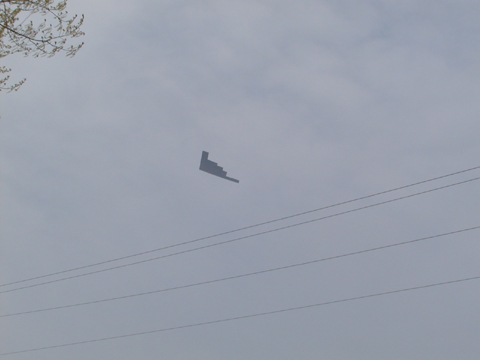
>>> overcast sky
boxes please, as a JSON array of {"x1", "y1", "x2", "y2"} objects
[{"x1": 1, "y1": 0, "x2": 480, "y2": 358}]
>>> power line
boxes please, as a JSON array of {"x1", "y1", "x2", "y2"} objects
[
  {"x1": 2, "y1": 273, "x2": 479, "y2": 356},
  {"x1": 2, "y1": 225, "x2": 478, "y2": 318},
  {"x1": 2, "y1": 175, "x2": 479, "y2": 295},
  {"x1": 1, "y1": 164, "x2": 479, "y2": 289}
]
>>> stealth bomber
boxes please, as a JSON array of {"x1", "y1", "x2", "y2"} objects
[{"x1": 199, "y1": 151, "x2": 239, "y2": 183}]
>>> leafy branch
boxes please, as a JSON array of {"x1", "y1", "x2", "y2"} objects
[{"x1": 1, "y1": 0, "x2": 84, "y2": 91}]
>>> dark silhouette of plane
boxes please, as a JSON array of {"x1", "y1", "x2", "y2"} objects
[{"x1": 199, "y1": 151, "x2": 239, "y2": 183}]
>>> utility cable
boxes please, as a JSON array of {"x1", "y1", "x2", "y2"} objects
[
  {"x1": 1, "y1": 274, "x2": 479, "y2": 356},
  {"x1": 2, "y1": 225, "x2": 478, "y2": 317},
  {"x1": 1, "y1": 165, "x2": 479, "y2": 289},
  {"x1": 1, "y1": 175, "x2": 479, "y2": 295}
]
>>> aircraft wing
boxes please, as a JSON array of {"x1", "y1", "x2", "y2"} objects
[{"x1": 199, "y1": 151, "x2": 239, "y2": 183}]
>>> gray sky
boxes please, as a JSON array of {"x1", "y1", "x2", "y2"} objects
[{"x1": 1, "y1": 0, "x2": 480, "y2": 358}]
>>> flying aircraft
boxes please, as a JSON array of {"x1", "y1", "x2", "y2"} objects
[{"x1": 199, "y1": 151, "x2": 239, "y2": 183}]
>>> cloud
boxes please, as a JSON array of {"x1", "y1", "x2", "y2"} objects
[{"x1": 2, "y1": 1, "x2": 480, "y2": 359}]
